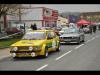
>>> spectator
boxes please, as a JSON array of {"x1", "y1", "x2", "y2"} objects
[
  {"x1": 89, "y1": 25, "x2": 93, "y2": 34},
  {"x1": 31, "y1": 23, "x2": 37, "y2": 30},
  {"x1": 98, "y1": 24, "x2": 100, "y2": 30},
  {"x1": 93, "y1": 25, "x2": 96, "y2": 33},
  {"x1": 33, "y1": 23, "x2": 37, "y2": 30}
]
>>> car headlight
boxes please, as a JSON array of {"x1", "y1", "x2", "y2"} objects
[
  {"x1": 60, "y1": 37, "x2": 63, "y2": 39},
  {"x1": 29, "y1": 46, "x2": 33, "y2": 51},
  {"x1": 34, "y1": 46, "x2": 41, "y2": 51},
  {"x1": 12, "y1": 47, "x2": 18, "y2": 51}
]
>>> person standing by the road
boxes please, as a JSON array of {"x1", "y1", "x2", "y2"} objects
[
  {"x1": 89, "y1": 25, "x2": 93, "y2": 34},
  {"x1": 31, "y1": 23, "x2": 37, "y2": 30},
  {"x1": 93, "y1": 24, "x2": 96, "y2": 33},
  {"x1": 98, "y1": 24, "x2": 100, "y2": 30}
]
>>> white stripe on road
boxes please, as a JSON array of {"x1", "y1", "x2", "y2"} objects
[
  {"x1": 56, "y1": 50, "x2": 72, "y2": 61},
  {"x1": 86, "y1": 40, "x2": 91, "y2": 43},
  {"x1": 91, "y1": 37, "x2": 95, "y2": 40},
  {"x1": 36, "y1": 64, "x2": 48, "y2": 71},
  {"x1": 86, "y1": 35, "x2": 99, "y2": 43},
  {"x1": 75, "y1": 44, "x2": 84, "y2": 49}
]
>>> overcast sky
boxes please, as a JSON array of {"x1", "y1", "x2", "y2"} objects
[{"x1": 31, "y1": 4, "x2": 100, "y2": 13}]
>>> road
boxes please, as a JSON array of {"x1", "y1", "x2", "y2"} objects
[{"x1": 0, "y1": 31, "x2": 100, "y2": 71}]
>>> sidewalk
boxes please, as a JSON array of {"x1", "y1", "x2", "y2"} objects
[{"x1": 0, "y1": 48, "x2": 11, "y2": 60}]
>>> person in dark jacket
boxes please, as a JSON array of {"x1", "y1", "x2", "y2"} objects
[
  {"x1": 98, "y1": 24, "x2": 100, "y2": 30},
  {"x1": 93, "y1": 25, "x2": 96, "y2": 33},
  {"x1": 89, "y1": 25, "x2": 93, "y2": 34},
  {"x1": 31, "y1": 23, "x2": 37, "y2": 30}
]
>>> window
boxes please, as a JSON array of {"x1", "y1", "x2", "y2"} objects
[
  {"x1": 47, "y1": 32, "x2": 52, "y2": 38},
  {"x1": 47, "y1": 32, "x2": 55, "y2": 39}
]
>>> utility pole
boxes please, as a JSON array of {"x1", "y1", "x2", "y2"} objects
[
  {"x1": 29, "y1": 4, "x2": 31, "y2": 8},
  {"x1": 19, "y1": 8, "x2": 21, "y2": 22}
]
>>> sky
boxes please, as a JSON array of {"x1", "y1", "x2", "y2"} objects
[{"x1": 30, "y1": 4, "x2": 100, "y2": 13}]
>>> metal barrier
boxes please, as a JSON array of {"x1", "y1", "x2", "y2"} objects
[{"x1": 0, "y1": 31, "x2": 23, "y2": 40}]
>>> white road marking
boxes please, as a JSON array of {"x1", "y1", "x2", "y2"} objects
[
  {"x1": 91, "y1": 37, "x2": 95, "y2": 40},
  {"x1": 36, "y1": 64, "x2": 48, "y2": 71},
  {"x1": 86, "y1": 40, "x2": 91, "y2": 43},
  {"x1": 75, "y1": 44, "x2": 84, "y2": 49},
  {"x1": 86, "y1": 36, "x2": 97, "y2": 43},
  {"x1": 56, "y1": 50, "x2": 72, "y2": 61}
]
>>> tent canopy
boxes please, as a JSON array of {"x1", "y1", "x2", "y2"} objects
[{"x1": 77, "y1": 19, "x2": 91, "y2": 25}]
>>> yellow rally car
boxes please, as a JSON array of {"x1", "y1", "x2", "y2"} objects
[{"x1": 10, "y1": 30, "x2": 60, "y2": 58}]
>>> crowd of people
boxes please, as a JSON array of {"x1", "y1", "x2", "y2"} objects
[
  {"x1": 80, "y1": 24, "x2": 98, "y2": 34},
  {"x1": 89, "y1": 24, "x2": 97, "y2": 34},
  {"x1": 30, "y1": 23, "x2": 37, "y2": 30},
  {"x1": 30, "y1": 22, "x2": 100, "y2": 36}
]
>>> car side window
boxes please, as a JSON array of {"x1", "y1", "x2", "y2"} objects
[
  {"x1": 50, "y1": 32, "x2": 56, "y2": 38},
  {"x1": 47, "y1": 32, "x2": 56, "y2": 39},
  {"x1": 47, "y1": 32, "x2": 52, "y2": 38}
]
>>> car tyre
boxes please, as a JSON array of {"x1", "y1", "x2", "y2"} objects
[
  {"x1": 56, "y1": 43, "x2": 60, "y2": 52},
  {"x1": 42, "y1": 48, "x2": 48, "y2": 58}
]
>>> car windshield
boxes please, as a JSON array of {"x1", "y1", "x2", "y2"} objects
[
  {"x1": 22, "y1": 32, "x2": 46, "y2": 40},
  {"x1": 62, "y1": 28, "x2": 79, "y2": 34}
]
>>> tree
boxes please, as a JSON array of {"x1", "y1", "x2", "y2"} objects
[{"x1": 0, "y1": 4, "x2": 22, "y2": 18}]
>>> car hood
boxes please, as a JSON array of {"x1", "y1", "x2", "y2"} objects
[
  {"x1": 11, "y1": 40, "x2": 45, "y2": 46},
  {"x1": 60, "y1": 33, "x2": 80, "y2": 37}
]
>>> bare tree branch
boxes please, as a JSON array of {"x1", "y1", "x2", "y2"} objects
[{"x1": 0, "y1": 4, "x2": 22, "y2": 18}]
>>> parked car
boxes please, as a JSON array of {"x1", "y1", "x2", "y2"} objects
[
  {"x1": 10, "y1": 30, "x2": 60, "y2": 58},
  {"x1": 60, "y1": 28, "x2": 85, "y2": 44},
  {"x1": 6, "y1": 27, "x2": 22, "y2": 35}
]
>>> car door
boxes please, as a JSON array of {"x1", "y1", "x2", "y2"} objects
[
  {"x1": 51, "y1": 32, "x2": 57, "y2": 50},
  {"x1": 46, "y1": 32, "x2": 53, "y2": 52},
  {"x1": 47, "y1": 31, "x2": 57, "y2": 52}
]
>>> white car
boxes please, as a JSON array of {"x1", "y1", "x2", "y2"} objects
[{"x1": 60, "y1": 28, "x2": 85, "y2": 44}]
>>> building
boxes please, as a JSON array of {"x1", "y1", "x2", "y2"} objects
[
  {"x1": 57, "y1": 16, "x2": 69, "y2": 27},
  {"x1": 19, "y1": 7, "x2": 58, "y2": 29},
  {"x1": 80, "y1": 12, "x2": 100, "y2": 22},
  {"x1": 0, "y1": 7, "x2": 58, "y2": 32}
]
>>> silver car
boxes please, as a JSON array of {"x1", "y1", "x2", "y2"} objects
[{"x1": 60, "y1": 28, "x2": 85, "y2": 44}]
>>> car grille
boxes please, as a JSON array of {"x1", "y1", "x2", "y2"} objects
[
  {"x1": 63, "y1": 37, "x2": 72, "y2": 39},
  {"x1": 18, "y1": 46, "x2": 28, "y2": 51},
  {"x1": 61, "y1": 37, "x2": 78, "y2": 39}
]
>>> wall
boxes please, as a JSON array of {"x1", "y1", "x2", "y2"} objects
[
  {"x1": 7, "y1": 14, "x2": 19, "y2": 21},
  {"x1": 21, "y1": 8, "x2": 43, "y2": 20},
  {"x1": 0, "y1": 16, "x2": 4, "y2": 32}
]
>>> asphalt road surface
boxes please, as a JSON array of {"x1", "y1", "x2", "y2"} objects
[{"x1": 0, "y1": 31, "x2": 100, "y2": 71}]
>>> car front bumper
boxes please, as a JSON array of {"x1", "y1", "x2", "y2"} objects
[
  {"x1": 60, "y1": 38, "x2": 79, "y2": 43},
  {"x1": 10, "y1": 50, "x2": 41, "y2": 57}
]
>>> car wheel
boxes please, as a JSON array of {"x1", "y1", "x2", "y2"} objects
[
  {"x1": 42, "y1": 48, "x2": 48, "y2": 58},
  {"x1": 56, "y1": 43, "x2": 60, "y2": 52}
]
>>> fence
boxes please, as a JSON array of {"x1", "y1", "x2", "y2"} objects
[{"x1": 0, "y1": 31, "x2": 24, "y2": 40}]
